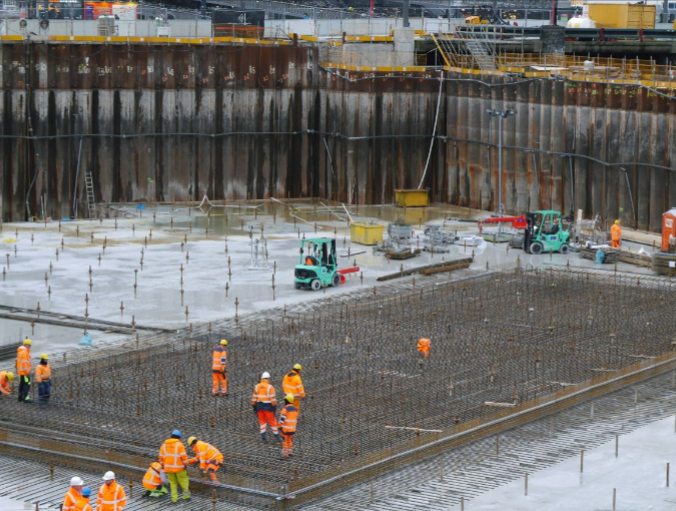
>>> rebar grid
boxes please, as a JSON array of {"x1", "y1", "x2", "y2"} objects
[{"x1": 4, "y1": 268, "x2": 676, "y2": 495}]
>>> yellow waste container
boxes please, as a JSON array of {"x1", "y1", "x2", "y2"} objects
[
  {"x1": 394, "y1": 189, "x2": 429, "y2": 207},
  {"x1": 350, "y1": 222, "x2": 384, "y2": 246}
]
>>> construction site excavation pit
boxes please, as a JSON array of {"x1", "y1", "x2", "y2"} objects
[{"x1": 3, "y1": 259, "x2": 676, "y2": 506}]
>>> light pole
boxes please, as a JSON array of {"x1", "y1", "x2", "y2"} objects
[{"x1": 486, "y1": 109, "x2": 515, "y2": 234}]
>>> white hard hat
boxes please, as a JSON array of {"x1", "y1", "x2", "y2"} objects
[
  {"x1": 261, "y1": 372, "x2": 270, "y2": 379},
  {"x1": 102, "y1": 471, "x2": 115, "y2": 481},
  {"x1": 70, "y1": 476, "x2": 84, "y2": 486}
]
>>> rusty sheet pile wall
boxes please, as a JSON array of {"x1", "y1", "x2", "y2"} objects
[{"x1": 1, "y1": 42, "x2": 675, "y2": 230}]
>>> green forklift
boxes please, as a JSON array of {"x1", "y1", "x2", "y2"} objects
[
  {"x1": 294, "y1": 238, "x2": 359, "y2": 290},
  {"x1": 483, "y1": 210, "x2": 571, "y2": 254}
]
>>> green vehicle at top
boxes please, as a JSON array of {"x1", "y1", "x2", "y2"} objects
[
  {"x1": 524, "y1": 210, "x2": 572, "y2": 254},
  {"x1": 294, "y1": 238, "x2": 341, "y2": 291}
]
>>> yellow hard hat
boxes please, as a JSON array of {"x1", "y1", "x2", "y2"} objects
[
  {"x1": 40, "y1": 353, "x2": 48, "y2": 360},
  {"x1": 220, "y1": 339, "x2": 228, "y2": 346},
  {"x1": 187, "y1": 436, "x2": 197, "y2": 446},
  {"x1": 615, "y1": 220, "x2": 620, "y2": 225},
  {"x1": 293, "y1": 363, "x2": 302, "y2": 371},
  {"x1": 285, "y1": 394, "x2": 295, "y2": 403},
  {"x1": 5, "y1": 372, "x2": 14, "y2": 382},
  {"x1": 23, "y1": 338, "x2": 32, "y2": 346}
]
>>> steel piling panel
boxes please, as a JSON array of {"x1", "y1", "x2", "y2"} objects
[{"x1": 1, "y1": 42, "x2": 676, "y2": 227}]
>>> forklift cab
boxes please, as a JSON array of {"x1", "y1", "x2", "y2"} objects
[
  {"x1": 294, "y1": 238, "x2": 340, "y2": 291},
  {"x1": 524, "y1": 210, "x2": 571, "y2": 254}
]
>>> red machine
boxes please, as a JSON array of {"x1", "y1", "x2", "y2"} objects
[
  {"x1": 480, "y1": 216, "x2": 528, "y2": 230},
  {"x1": 662, "y1": 209, "x2": 676, "y2": 252}
]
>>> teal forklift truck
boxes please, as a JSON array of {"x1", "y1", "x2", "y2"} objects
[
  {"x1": 483, "y1": 210, "x2": 571, "y2": 254},
  {"x1": 294, "y1": 238, "x2": 359, "y2": 290}
]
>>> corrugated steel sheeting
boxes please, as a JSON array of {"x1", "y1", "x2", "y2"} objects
[{"x1": 0, "y1": 42, "x2": 674, "y2": 231}]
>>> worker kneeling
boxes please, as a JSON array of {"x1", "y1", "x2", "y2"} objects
[
  {"x1": 279, "y1": 394, "x2": 299, "y2": 460},
  {"x1": 417, "y1": 338, "x2": 431, "y2": 358},
  {"x1": 187, "y1": 437, "x2": 223, "y2": 482},
  {"x1": 142, "y1": 461, "x2": 168, "y2": 498}
]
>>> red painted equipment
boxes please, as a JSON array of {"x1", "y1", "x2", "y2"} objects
[
  {"x1": 337, "y1": 267, "x2": 360, "y2": 284},
  {"x1": 662, "y1": 209, "x2": 676, "y2": 252},
  {"x1": 481, "y1": 216, "x2": 528, "y2": 230}
]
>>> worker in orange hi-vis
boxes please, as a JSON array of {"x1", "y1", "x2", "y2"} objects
[
  {"x1": 282, "y1": 364, "x2": 306, "y2": 410},
  {"x1": 187, "y1": 437, "x2": 224, "y2": 482},
  {"x1": 212, "y1": 339, "x2": 228, "y2": 397},
  {"x1": 279, "y1": 394, "x2": 299, "y2": 460},
  {"x1": 16, "y1": 338, "x2": 32, "y2": 402},
  {"x1": 252, "y1": 372, "x2": 282, "y2": 444},
  {"x1": 97, "y1": 471, "x2": 127, "y2": 511},
  {"x1": 611, "y1": 220, "x2": 621, "y2": 248},
  {"x1": 417, "y1": 338, "x2": 431, "y2": 358},
  {"x1": 0, "y1": 371, "x2": 14, "y2": 396},
  {"x1": 62, "y1": 476, "x2": 84, "y2": 511}
]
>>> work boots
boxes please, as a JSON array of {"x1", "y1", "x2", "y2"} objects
[
  {"x1": 273, "y1": 432, "x2": 282, "y2": 443},
  {"x1": 261, "y1": 432, "x2": 268, "y2": 443}
]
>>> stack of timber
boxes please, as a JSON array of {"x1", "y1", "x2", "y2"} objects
[
  {"x1": 376, "y1": 257, "x2": 473, "y2": 281},
  {"x1": 652, "y1": 253, "x2": 676, "y2": 276}
]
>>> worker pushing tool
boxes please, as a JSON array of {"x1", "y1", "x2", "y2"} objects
[
  {"x1": 279, "y1": 394, "x2": 299, "y2": 459},
  {"x1": 212, "y1": 339, "x2": 228, "y2": 397},
  {"x1": 187, "y1": 436, "x2": 224, "y2": 482},
  {"x1": 417, "y1": 338, "x2": 431, "y2": 358},
  {"x1": 159, "y1": 429, "x2": 191, "y2": 502},
  {"x1": 0, "y1": 371, "x2": 14, "y2": 396},
  {"x1": 282, "y1": 364, "x2": 306, "y2": 410},
  {"x1": 16, "y1": 337, "x2": 32, "y2": 402},
  {"x1": 36, "y1": 353, "x2": 51, "y2": 404},
  {"x1": 62, "y1": 476, "x2": 84, "y2": 511},
  {"x1": 611, "y1": 219, "x2": 622, "y2": 248},
  {"x1": 142, "y1": 461, "x2": 168, "y2": 498},
  {"x1": 97, "y1": 471, "x2": 127, "y2": 511},
  {"x1": 252, "y1": 371, "x2": 282, "y2": 443}
]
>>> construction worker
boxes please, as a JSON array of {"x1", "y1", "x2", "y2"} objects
[
  {"x1": 62, "y1": 476, "x2": 84, "y2": 511},
  {"x1": 159, "y1": 429, "x2": 191, "y2": 503},
  {"x1": 142, "y1": 461, "x2": 168, "y2": 498},
  {"x1": 97, "y1": 471, "x2": 126, "y2": 511},
  {"x1": 279, "y1": 394, "x2": 299, "y2": 459},
  {"x1": 187, "y1": 437, "x2": 224, "y2": 482},
  {"x1": 36, "y1": 353, "x2": 51, "y2": 404},
  {"x1": 282, "y1": 364, "x2": 306, "y2": 410},
  {"x1": 252, "y1": 371, "x2": 282, "y2": 443},
  {"x1": 74, "y1": 487, "x2": 93, "y2": 511},
  {"x1": 0, "y1": 371, "x2": 14, "y2": 395},
  {"x1": 611, "y1": 219, "x2": 621, "y2": 248},
  {"x1": 417, "y1": 338, "x2": 431, "y2": 358},
  {"x1": 16, "y1": 337, "x2": 32, "y2": 402},
  {"x1": 212, "y1": 339, "x2": 228, "y2": 397}
]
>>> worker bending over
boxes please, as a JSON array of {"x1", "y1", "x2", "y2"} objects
[
  {"x1": 417, "y1": 338, "x2": 431, "y2": 358},
  {"x1": 282, "y1": 364, "x2": 306, "y2": 410},
  {"x1": 611, "y1": 220, "x2": 621, "y2": 248},
  {"x1": 252, "y1": 371, "x2": 282, "y2": 443},
  {"x1": 212, "y1": 339, "x2": 228, "y2": 397},
  {"x1": 62, "y1": 476, "x2": 84, "y2": 511},
  {"x1": 75, "y1": 487, "x2": 93, "y2": 511},
  {"x1": 142, "y1": 461, "x2": 168, "y2": 498},
  {"x1": 0, "y1": 371, "x2": 14, "y2": 395},
  {"x1": 159, "y1": 429, "x2": 191, "y2": 502},
  {"x1": 16, "y1": 338, "x2": 32, "y2": 402},
  {"x1": 187, "y1": 437, "x2": 224, "y2": 482},
  {"x1": 279, "y1": 394, "x2": 299, "y2": 459},
  {"x1": 36, "y1": 353, "x2": 51, "y2": 404},
  {"x1": 97, "y1": 471, "x2": 126, "y2": 511}
]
